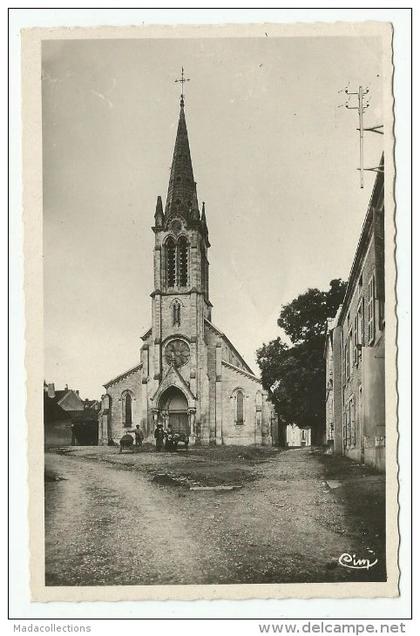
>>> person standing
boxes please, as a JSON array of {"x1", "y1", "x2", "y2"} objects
[
  {"x1": 165, "y1": 423, "x2": 174, "y2": 451},
  {"x1": 134, "y1": 425, "x2": 144, "y2": 449},
  {"x1": 154, "y1": 423, "x2": 165, "y2": 452}
]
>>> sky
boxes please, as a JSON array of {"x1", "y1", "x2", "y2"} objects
[{"x1": 42, "y1": 34, "x2": 384, "y2": 399}]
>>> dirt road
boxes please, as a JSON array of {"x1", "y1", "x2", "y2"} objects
[{"x1": 45, "y1": 447, "x2": 385, "y2": 586}]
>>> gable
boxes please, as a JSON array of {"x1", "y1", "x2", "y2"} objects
[
  {"x1": 57, "y1": 390, "x2": 84, "y2": 412},
  {"x1": 204, "y1": 318, "x2": 256, "y2": 376},
  {"x1": 151, "y1": 364, "x2": 196, "y2": 408},
  {"x1": 222, "y1": 360, "x2": 261, "y2": 384},
  {"x1": 103, "y1": 363, "x2": 143, "y2": 390}
]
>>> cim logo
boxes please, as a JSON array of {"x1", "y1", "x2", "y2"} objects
[{"x1": 338, "y1": 552, "x2": 378, "y2": 571}]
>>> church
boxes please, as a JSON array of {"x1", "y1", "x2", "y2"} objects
[{"x1": 99, "y1": 83, "x2": 275, "y2": 447}]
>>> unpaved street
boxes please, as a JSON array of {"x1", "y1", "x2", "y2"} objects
[{"x1": 45, "y1": 446, "x2": 385, "y2": 586}]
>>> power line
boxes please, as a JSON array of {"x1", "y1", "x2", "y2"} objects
[{"x1": 339, "y1": 84, "x2": 383, "y2": 189}]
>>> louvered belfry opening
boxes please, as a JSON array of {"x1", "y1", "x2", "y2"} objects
[
  {"x1": 165, "y1": 236, "x2": 189, "y2": 289},
  {"x1": 166, "y1": 237, "x2": 177, "y2": 287},
  {"x1": 178, "y1": 236, "x2": 189, "y2": 286}
]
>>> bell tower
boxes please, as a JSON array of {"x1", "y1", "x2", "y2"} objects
[{"x1": 149, "y1": 71, "x2": 211, "y2": 402}]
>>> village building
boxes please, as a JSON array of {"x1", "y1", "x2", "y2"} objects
[
  {"x1": 99, "y1": 91, "x2": 275, "y2": 447},
  {"x1": 324, "y1": 155, "x2": 385, "y2": 471},
  {"x1": 285, "y1": 423, "x2": 312, "y2": 448},
  {"x1": 324, "y1": 310, "x2": 341, "y2": 447},
  {"x1": 44, "y1": 382, "x2": 100, "y2": 447}
]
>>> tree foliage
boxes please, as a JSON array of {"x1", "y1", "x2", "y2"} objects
[
  {"x1": 257, "y1": 279, "x2": 347, "y2": 443},
  {"x1": 278, "y1": 278, "x2": 347, "y2": 344}
]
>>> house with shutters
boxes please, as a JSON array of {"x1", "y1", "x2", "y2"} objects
[{"x1": 324, "y1": 155, "x2": 385, "y2": 471}]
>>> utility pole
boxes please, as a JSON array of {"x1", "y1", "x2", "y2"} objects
[
  {"x1": 345, "y1": 85, "x2": 369, "y2": 189},
  {"x1": 339, "y1": 84, "x2": 383, "y2": 189}
]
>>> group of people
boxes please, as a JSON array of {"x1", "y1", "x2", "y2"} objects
[
  {"x1": 118, "y1": 423, "x2": 180, "y2": 453},
  {"x1": 154, "y1": 423, "x2": 178, "y2": 452}
]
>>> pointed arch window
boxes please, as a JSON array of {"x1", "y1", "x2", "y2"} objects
[
  {"x1": 122, "y1": 391, "x2": 133, "y2": 428},
  {"x1": 166, "y1": 237, "x2": 176, "y2": 287},
  {"x1": 165, "y1": 236, "x2": 189, "y2": 288},
  {"x1": 235, "y1": 390, "x2": 245, "y2": 425},
  {"x1": 173, "y1": 300, "x2": 181, "y2": 327},
  {"x1": 178, "y1": 236, "x2": 189, "y2": 287}
]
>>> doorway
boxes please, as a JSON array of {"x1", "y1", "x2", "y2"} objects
[{"x1": 159, "y1": 386, "x2": 189, "y2": 435}]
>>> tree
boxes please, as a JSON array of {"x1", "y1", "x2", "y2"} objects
[
  {"x1": 257, "y1": 279, "x2": 347, "y2": 444},
  {"x1": 277, "y1": 278, "x2": 347, "y2": 344}
]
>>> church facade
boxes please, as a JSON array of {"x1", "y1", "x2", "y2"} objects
[{"x1": 99, "y1": 93, "x2": 274, "y2": 447}]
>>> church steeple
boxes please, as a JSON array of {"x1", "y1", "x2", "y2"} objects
[
  {"x1": 152, "y1": 71, "x2": 211, "y2": 314},
  {"x1": 165, "y1": 99, "x2": 198, "y2": 221}
]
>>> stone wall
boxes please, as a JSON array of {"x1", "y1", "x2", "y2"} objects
[
  {"x1": 219, "y1": 361, "x2": 272, "y2": 446},
  {"x1": 101, "y1": 366, "x2": 143, "y2": 444},
  {"x1": 339, "y1": 230, "x2": 385, "y2": 470}
]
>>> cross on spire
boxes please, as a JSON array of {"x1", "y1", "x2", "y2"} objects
[{"x1": 175, "y1": 66, "x2": 190, "y2": 107}]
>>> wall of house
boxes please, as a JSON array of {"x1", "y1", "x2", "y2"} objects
[
  {"x1": 332, "y1": 325, "x2": 343, "y2": 455},
  {"x1": 286, "y1": 424, "x2": 311, "y2": 447},
  {"x1": 361, "y1": 340, "x2": 385, "y2": 471},
  {"x1": 44, "y1": 419, "x2": 73, "y2": 448},
  {"x1": 339, "y1": 230, "x2": 385, "y2": 470},
  {"x1": 325, "y1": 337, "x2": 335, "y2": 445}
]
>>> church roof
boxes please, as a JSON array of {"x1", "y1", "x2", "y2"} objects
[
  {"x1": 165, "y1": 101, "x2": 200, "y2": 222},
  {"x1": 204, "y1": 318, "x2": 258, "y2": 378},
  {"x1": 103, "y1": 363, "x2": 143, "y2": 389}
]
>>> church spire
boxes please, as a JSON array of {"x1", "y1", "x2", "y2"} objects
[{"x1": 165, "y1": 70, "x2": 197, "y2": 221}]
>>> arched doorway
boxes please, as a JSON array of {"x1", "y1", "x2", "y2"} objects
[{"x1": 159, "y1": 386, "x2": 189, "y2": 435}]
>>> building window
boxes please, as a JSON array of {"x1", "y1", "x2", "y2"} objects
[
  {"x1": 353, "y1": 316, "x2": 358, "y2": 366},
  {"x1": 165, "y1": 237, "x2": 189, "y2": 288},
  {"x1": 350, "y1": 397, "x2": 356, "y2": 446},
  {"x1": 344, "y1": 342, "x2": 350, "y2": 382},
  {"x1": 345, "y1": 328, "x2": 353, "y2": 380},
  {"x1": 348, "y1": 329, "x2": 353, "y2": 370},
  {"x1": 178, "y1": 236, "x2": 189, "y2": 287},
  {"x1": 343, "y1": 409, "x2": 348, "y2": 448},
  {"x1": 122, "y1": 391, "x2": 133, "y2": 428},
  {"x1": 172, "y1": 300, "x2": 181, "y2": 327},
  {"x1": 357, "y1": 299, "x2": 364, "y2": 349},
  {"x1": 379, "y1": 298, "x2": 385, "y2": 330},
  {"x1": 368, "y1": 275, "x2": 376, "y2": 344},
  {"x1": 235, "y1": 390, "x2": 245, "y2": 425},
  {"x1": 166, "y1": 238, "x2": 176, "y2": 287}
]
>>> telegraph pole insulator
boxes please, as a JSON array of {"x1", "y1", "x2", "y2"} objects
[{"x1": 340, "y1": 84, "x2": 383, "y2": 189}]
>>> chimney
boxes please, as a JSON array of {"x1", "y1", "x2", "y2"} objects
[
  {"x1": 76, "y1": 390, "x2": 79, "y2": 396},
  {"x1": 47, "y1": 383, "x2": 55, "y2": 398},
  {"x1": 65, "y1": 384, "x2": 68, "y2": 391}
]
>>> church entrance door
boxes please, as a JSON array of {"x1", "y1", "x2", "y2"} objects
[
  {"x1": 169, "y1": 411, "x2": 189, "y2": 435},
  {"x1": 159, "y1": 386, "x2": 189, "y2": 436}
]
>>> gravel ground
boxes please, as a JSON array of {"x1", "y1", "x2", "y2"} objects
[{"x1": 45, "y1": 445, "x2": 386, "y2": 586}]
